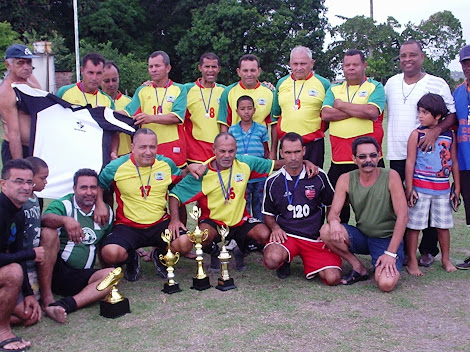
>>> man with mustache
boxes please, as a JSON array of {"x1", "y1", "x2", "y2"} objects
[{"x1": 320, "y1": 136, "x2": 408, "y2": 292}]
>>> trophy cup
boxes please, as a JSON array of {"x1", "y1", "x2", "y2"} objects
[
  {"x1": 159, "y1": 229, "x2": 182, "y2": 294},
  {"x1": 96, "y1": 267, "x2": 130, "y2": 318},
  {"x1": 187, "y1": 206, "x2": 211, "y2": 291},
  {"x1": 215, "y1": 226, "x2": 236, "y2": 291}
]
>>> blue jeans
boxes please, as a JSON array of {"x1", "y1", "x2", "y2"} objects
[{"x1": 246, "y1": 180, "x2": 265, "y2": 222}]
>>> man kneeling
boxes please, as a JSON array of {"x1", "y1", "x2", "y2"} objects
[
  {"x1": 262, "y1": 133, "x2": 341, "y2": 285},
  {"x1": 39, "y1": 169, "x2": 114, "y2": 322},
  {"x1": 320, "y1": 137, "x2": 408, "y2": 292}
]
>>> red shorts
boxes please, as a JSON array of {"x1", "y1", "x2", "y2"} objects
[{"x1": 266, "y1": 235, "x2": 342, "y2": 279}]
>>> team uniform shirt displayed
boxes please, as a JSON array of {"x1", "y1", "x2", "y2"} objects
[
  {"x1": 114, "y1": 92, "x2": 133, "y2": 156},
  {"x1": 184, "y1": 79, "x2": 225, "y2": 162},
  {"x1": 272, "y1": 73, "x2": 330, "y2": 143},
  {"x1": 218, "y1": 81, "x2": 274, "y2": 127},
  {"x1": 412, "y1": 127, "x2": 453, "y2": 195},
  {"x1": 170, "y1": 155, "x2": 274, "y2": 227},
  {"x1": 56, "y1": 82, "x2": 115, "y2": 109},
  {"x1": 454, "y1": 82, "x2": 470, "y2": 170},
  {"x1": 125, "y1": 81, "x2": 187, "y2": 167},
  {"x1": 322, "y1": 78, "x2": 385, "y2": 164},
  {"x1": 385, "y1": 73, "x2": 455, "y2": 160},
  {"x1": 13, "y1": 84, "x2": 135, "y2": 199},
  {"x1": 44, "y1": 194, "x2": 113, "y2": 269},
  {"x1": 99, "y1": 153, "x2": 182, "y2": 228},
  {"x1": 263, "y1": 167, "x2": 334, "y2": 240}
]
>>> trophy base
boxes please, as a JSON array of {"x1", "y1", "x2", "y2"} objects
[
  {"x1": 162, "y1": 283, "x2": 182, "y2": 294},
  {"x1": 191, "y1": 277, "x2": 211, "y2": 291},
  {"x1": 100, "y1": 298, "x2": 130, "y2": 319},
  {"x1": 216, "y1": 277, "x2": 236, "y2": 291}
]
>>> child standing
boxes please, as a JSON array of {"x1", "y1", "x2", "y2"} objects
[
  {"x1": 405, "y1": 93, "x2": 460, "y2": 276},
  {"x1": 229, "y1": 95, "x2": 269, "y2": 221}
]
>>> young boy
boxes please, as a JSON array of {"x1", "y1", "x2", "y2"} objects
[
  {"x1": 405, "y1": 93, "x2": 460, "y2": 276},
  {"x1": 229, "y1": 95, "x2": 269, "y2": 221}
]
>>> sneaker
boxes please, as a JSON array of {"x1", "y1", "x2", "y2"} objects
[
  {"x1": 125, "y1": 251, "x2": 141, "y2": 282},
  {"x1": 207, "y1": 243, "x2": 221, "y2": 274},
  {"x1": 225, "y1": 239, "x2": 237, "y2": 251},
  {"x1": 232, "y1": 246, "x2": 247, "y2": 271},
  {"x1": 418, "y1": 253, "x2": 434, "y2": 267},
  {"x1": 276, "y1": 262, "x2": 291, "y2": 279},
  {"x1": 152, "y1": 249, "x2": 168, "y2": 279},
  {"x1": 456, "y1": 256, "x2": 470, "y2": 270}
]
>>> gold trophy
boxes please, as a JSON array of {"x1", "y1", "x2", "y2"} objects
[
  {"x1": 216, "y1": 226, "x2": 236, "y2": 291},
  {"x1": 187, "y1": 206, "x2": 211, "y2": 290},
  {"x1": 159, "y1": 229, "x2": 182, "y2": 294},
  {"x1": 96, "y1": 267, "x2": 130, "y2": 318}
]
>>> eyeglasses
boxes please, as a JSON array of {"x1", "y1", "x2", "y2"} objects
[
  {"x1": 355, "y1": 152, "x2": 378, "y2": 160},
  {"x1": 7, "y1": 178, "x2": 35, "y2": 187}
]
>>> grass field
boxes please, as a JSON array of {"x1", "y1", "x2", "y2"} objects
[{"x1": 2, "y1": 122, "x2": 470, "y2": 351}]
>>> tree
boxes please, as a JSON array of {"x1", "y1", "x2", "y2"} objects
[{"x1": 0, "y1": 21, "x2": 20, "y2": 74}]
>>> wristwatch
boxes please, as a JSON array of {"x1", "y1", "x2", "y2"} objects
[{"x1": 384, "y1": 250, "x2": 398, "y2": 259}]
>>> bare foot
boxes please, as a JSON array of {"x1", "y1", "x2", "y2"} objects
[
  {"x1": 0, "y1": 332, "x2": 31, "y2": 351},
  {"x1": 406, "y1": 263, "x2": 424, "y2": 276},
  {"x1": 44, "y1": 305, "x2": 67, "y2": 323},
  {"x1": 443, "y1": 261, "x2": 457, "y2": 272}
]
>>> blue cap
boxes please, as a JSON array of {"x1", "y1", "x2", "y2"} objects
[
  {"x1": 5, "y1": 44, "x2": 38, "y2": 59},
  {"x1": 460, "y1": 45, "x2": 470, "y2": 62}
]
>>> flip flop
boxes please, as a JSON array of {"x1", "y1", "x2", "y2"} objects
[
  {"x1": 341, "y1": 269, "x2": 369, "y2": 285},
  {"x1": 0, "y1": 336, "x2": 30, "y2": 352}
]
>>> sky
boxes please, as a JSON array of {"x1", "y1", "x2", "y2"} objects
[{"x1": 323, "y1": 0, "x2": 469, "y2": 71}]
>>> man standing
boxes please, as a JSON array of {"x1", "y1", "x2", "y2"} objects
[
  {"x1": 271, "y1": 46, "x2": 330, "y2": 166},
  {"x1": 39, "y1": 169, "x2": 114, "y2": 323},
  {"x1": 262, "y1": 133, "x2": 341, "y2": 284},
  {"x1": 320, "y1": 137, "x2": 408, "y2": 292},
  {"x1": 218, "y1": 54, "x2": 277, "y2": 155},
  {"x1": 0, "y1": 44, "x2": 41, "y2": 163},
  {"x1": 124, "y1": 51, "x2": 187, "y2": 168},
  {"x1": 385, "y1": 39, "x2": 456, "y2": 266},
  {"x1": 321, "y1": 49, "x2": 385, "y2": 222},
  {"x1": 57, "y1": 53, "x2": 114, "y2": 108},
  {"x1": 184, "y1": 53, "x2": 225, "y2": 163},
  {"x1": 0, "y1": 159, "x2": 44, "y2": 351}
]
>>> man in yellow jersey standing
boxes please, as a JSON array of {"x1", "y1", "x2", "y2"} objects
[{"x1": 271, "y1": 46, "x2": 330, "y2": 166}]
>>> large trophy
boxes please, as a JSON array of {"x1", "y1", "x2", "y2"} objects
[
  {"x1": 159, "y1": 229, "x2": 182, "y2": 294},
  {"x1": 96, "y1": 267, "x2": 130, "y2": 318},
  {"x1": 187, "y1": 206, "x2": 211, "y2": 291},
  {"x1": 216, "y1": 226, "x2": 237, "y2": 291}
]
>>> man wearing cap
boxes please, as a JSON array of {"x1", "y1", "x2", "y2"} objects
[
  {"x1": 454, "y1": 45, "x2": 470, "y2": 269},
  {"x1": 0, "y1": 44, "x2": 41, "y2": 163}
]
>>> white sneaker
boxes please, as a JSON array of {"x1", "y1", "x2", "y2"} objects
[{"x1": 225, "y1": 239, "x2": 237, "y2": 251}]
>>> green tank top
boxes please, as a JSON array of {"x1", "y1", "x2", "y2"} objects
[{"x1": 349, "y1": 169, "x2": 396, "y2": 238}]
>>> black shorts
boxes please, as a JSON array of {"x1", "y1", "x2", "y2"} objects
[
  {"x1": 200, "y1": 218, "x2": 262, "y2": 251},
  {"x1": 1, "y1": 140, "x2": 29, "y2": 164},
  {"x1": 304, "y1": 138, "x2": 324, "y2": 169},
  {"x1": 52, "y1": 258, "x2": 97, "y2": 297},
  {"x1": 101, "y1": 219, "x2": 173, "y2": 252}
]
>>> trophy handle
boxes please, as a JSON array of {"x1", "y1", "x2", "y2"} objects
[
  {"x1": 202, "y1": 229, "x2": 209, "y2": 242},
  {"x1": 159, "y1": 254, "x2": 165, "y2": 266},
  {"x1": 174, "y1": 252, "x2": 180, "y2": 265}
]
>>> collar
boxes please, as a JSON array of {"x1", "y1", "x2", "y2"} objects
[
  {"x1": 196, "y1": 78, "x2": 215, "y2": 88},
  {"x1": 239, "y1": 81, "x2": 261, "y2": 90},
  {"x1": 152, "y1": 79, "x2": 173, "y2": 89},
  {"x1": 346, "y1": 77, "x2": 368, "y2": 87},
  {"x1": 130, "y1": 153, "x2": 156, "y2": 167},
  {"x1": 0, "y1": 192, "x2": 22, "y2": 212},
  {"x1": 291, "y1": 72, "x2": 313, "y2": 81},
  {"x1": 281, "y1": 165, "x2": 306, "y2": 180},
  {"x1": 73, "y1": 195, "x2": 95, "y2": 216},
  {"x1": 115, "y1": 91, "x2": 123, "y2": 100},
  {"x1": 76, "y1": 82, "x2": 98, "y2": 95}
]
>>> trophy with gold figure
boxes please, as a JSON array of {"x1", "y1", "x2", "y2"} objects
[
  {"x1": 187, "y1": 206, "x2": 211, "y2": 291},
  {"x1": 96, "y1": 267, "x2": 130, "y2": 318},
  {"x1": 216, "y1": 226, "x2": 236, "y2": 291},
  {"x1": 159, "y1": 229, "x2": 182, "y2": 294}
]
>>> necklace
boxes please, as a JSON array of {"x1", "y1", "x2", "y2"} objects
[
  {"x1": 401, "y1": 73, "x2": 424, "y2": 104},
  {"x1": 346, "y1": 78, "x2": 367, "y2": 103},
  {"x1": 293, "y1": 78, "x2": 306, "y2": 110},
  {"x1": 215, "y1": 162, "x2": 233, "y2": 205},
  {"x1": 135, "y1": 164, "x2": 152, "y2": 199},
  {"x1": 284, "y1": 172, "x2": 301, "y2": 211},
  {"x1": 80, "y1": 82, "x2": 98, "y2": 107},
  {"x1": 198, "y1": 81, "x2": 214, "y2": 118},
  {"x1": 155, "y1": 80, "x2": 170, "y2": 115}
]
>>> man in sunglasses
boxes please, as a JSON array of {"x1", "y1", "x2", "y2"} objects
[{"x1": 320, "y1": 137, "x2": 408, "y2": 292}]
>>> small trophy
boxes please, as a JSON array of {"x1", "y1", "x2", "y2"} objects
[
  {"x1": 216, "y1": 226, "x2": 236, "y2": 291},
  {"x1": 96, "y1": 267, "x2": 131, "y2": 318},
  {"x1": 187, "y1": 206, "x2": 211, "y2": 291},
  {"x1": 159, "y1": 229, "x2": 182, "y2": 294}
]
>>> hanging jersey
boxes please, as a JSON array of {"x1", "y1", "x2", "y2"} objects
[
  {"x1": 56, "y1": 82, "x2": 115, "y2": 109},
  {"x1": 184, "y1": 80, "x2": 225, "y2": 162},
  {"x1": 44, "y1": 194, "x2": 113, "y2": 269},
  {"x1": 322, "y1": 78, "x2": 385, "y2": 163},
  {"x1": 218, "y1": 81, "x2": 274, "y2": 127},
  {"x1": 114, "y1": 92, "x2": 133, "y2": 156},
  {"x1": 13, "y1": 84, "x2": 136, "y2": 199},
  {"x1": 169, "y1": 155, "x2": 274, "y2": 227},
  {"x1": 272, "y1": 73, "x2": 330, "y2": 143},
  {"x1": 99, "y1": 153, "x2": 182, "y2": 228},
  {"x1": 124, "y1": 81, "x2": 187, "y2": 167}
]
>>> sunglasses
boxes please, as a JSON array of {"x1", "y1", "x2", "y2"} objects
[{"x1": 355, "y1": 152, "x2": 378, "y2": 160}]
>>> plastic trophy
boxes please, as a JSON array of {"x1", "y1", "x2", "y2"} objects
[
  {"x1": 96, "y1": 267, "x2": 131, "y2": 318},
  {"x1": 216, "y1": 226, "x2": 236, "y2": 291},
  {"x1": 159, "y1": 229, "x2": 182, "y2": 294},
  {"x1": 187, "y1": 206, "x2": 211, "y2": 290}
]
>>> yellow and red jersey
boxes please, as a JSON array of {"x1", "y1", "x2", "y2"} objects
[{"x1": 56, "y1": 82, "x2": 114, "y2": 109}]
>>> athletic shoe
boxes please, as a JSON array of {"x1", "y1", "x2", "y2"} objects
[
  {"x1": 232, "y1": 245, "x2": 247, "y2": 271},
  {"x1": 207, "y1": 243, "x2": 221, "y2": 274},
  {"x1": 456, "y1": 256, "x2": 470, "y2": 270},
  {"x1": 225, "y1": 239, "x2": 237, "y2": 251},
  {"x1": 125, "y1": 251, "x2": 141, "y2": 282},
  {"x1": 276, "y1": 262, "x2": 291, "y2": 279},
  {"x1": 152, "y1": 249, "x2": 168, "y2": 279},
  {"x1": 418, "y1": 253, "x2": 434, "y2": 267}
]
